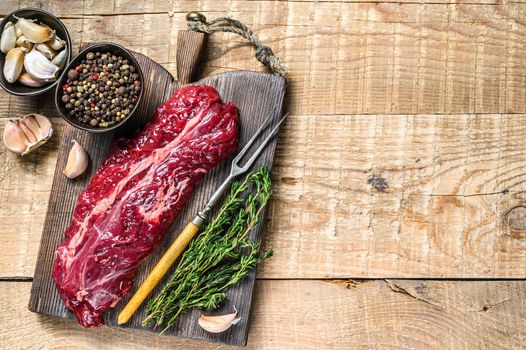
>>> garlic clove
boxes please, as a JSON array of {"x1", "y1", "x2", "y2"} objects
[
  {"x1": 16, "y1": 35, "x2": 34, "y2": 50},
  {"x1": 18, "y1": 119, "x2": 37, "y2": 143},
  {"x1": 47, "y1": 35, "x2": 66, "y2": 50},
  {"x1": 3, "y1": 47, "x2": 25, "y2": 83},
  {"x1": 24, "y1": 48, "x2": 59, "y2": 81},
  {"x1": 1, "y1": 22, "x2": 17, "y2": 54},
  {"x1": 24, "y1": 114, "x2": 53, "y2": 140},
  {"x1": 18, "y1": 71, "x2": 46, "y2": 87},
  {"x1": 3, "y1": 120, "x2": 30, "y2": 154},
  {"x1": 14, "y1": 21, "x2": 22, "y2": 38},
  {"x1": 51, "y1": 47, "x2": 67, "y2": 69},
  {"x1": 197, "y1": 308, "x2": 241, "y2": 333},
  {"x1": 2, "y1": 114, "x2": 53, "y2": 155},
  {"x1": 63, "y1": 140, "x2": 89, "y2": 179},
  {"x1": 35, "y1": 42, "x2": 55, "y2": 60},
  {"x1": 16, "y1": 17, "x2": 54, "y2": 43}
]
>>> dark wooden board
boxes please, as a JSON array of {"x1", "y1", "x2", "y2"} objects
[{"x1": 28, "y1": 32, "x2": 286, "y2": 347}]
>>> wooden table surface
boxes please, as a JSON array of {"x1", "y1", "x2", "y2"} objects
[{"x1": 1, "y1": 1, "x2": 526, "y2": 349}]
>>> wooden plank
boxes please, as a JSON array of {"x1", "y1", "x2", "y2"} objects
[
  {"x1": 27, "y1": 42, "x2": 286, "y2": 345},
  {"x1": 3, "y1": 280, "x2": 526, "y2": 349},
  {"x1": 263, "y1": 114, "x2": 526, "y2": 278},
  {"x1": 1, "y1": 2, "x2": 526, "y2": 116},
  {"x1": 4, "y1": 113, "x2": 526, "y2": 279}
]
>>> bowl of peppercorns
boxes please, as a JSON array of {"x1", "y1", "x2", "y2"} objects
[{"x1": 55, "y1": 42, "x2": 143, "y2": 132}]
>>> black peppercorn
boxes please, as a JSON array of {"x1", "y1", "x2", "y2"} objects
[{"x1": 67, "y1": 69, "x2": 78, "y2": 80}]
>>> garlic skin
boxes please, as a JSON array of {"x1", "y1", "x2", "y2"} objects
[
  {"x1": 16, "y1": 17, "x2": 54, "y2": 43},
  {"x1": 51, "y1": 48, "x2": 67, "y2": 69},
  {"x1": 35, "y1": 42, "x2": 55, "y2": 60},
  {"x1": 63, "y1": 140, "x2": 89, "y2": 179},
  {"x1": 18, "y1": 71, "x2": 46, "y2": 87},
  {"x1": 1, "y1": 22, "x2": 17, "y2": 54},
  {"x1": 24, "y1": 48, "x2": 59, "y2": 81},
  {"x1": 197, "y1": 309, "x2": 241, "y2": 334},
  {"x1": 2, "y1": 113, "x2": 53, "y2": 155},
  {"x1": 3, "y1": 121, "x2": 30, "y2": 154},
  {"x1": 4, "y1": 47, "x2": 26, "y2": 83},
  {"x1": 16, "y1": 35, "x2": 34, "y2": 50}
]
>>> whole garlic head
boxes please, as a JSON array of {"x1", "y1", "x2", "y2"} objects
[{"x1": 3, "y1": 113, "x2": 53, "y2": 155}]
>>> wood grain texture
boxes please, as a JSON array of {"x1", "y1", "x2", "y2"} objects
[
  {"x1": 1, "y1": 2, "x2": 526, "y2": 116},
  {"x1": 5, "y1": 280, "x2": 526, "y2": 349},
  {"x1": 260, "y1": 114, "x2": 526, "y2": 278},
  {"x1": 27, "y1": 42, "x2": 285, "y2": 345},
  {"x1": 176, "y1": 30, "x2": 207, "y2": 84},
  {"x1": 0, "y1": 1, "x2": 525, "y2": 348},
  {"x1": 6, "y1": 113, "x2": 526, "y2": 279}
]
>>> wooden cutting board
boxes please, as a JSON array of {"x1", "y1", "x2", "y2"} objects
[{"x1": 28, "y1": 30, "x2": 286, "y2": 347}]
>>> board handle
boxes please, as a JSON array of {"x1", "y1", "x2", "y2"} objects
[{"x1": 176, "y1": 30, "x2": 207, "y2": 84}]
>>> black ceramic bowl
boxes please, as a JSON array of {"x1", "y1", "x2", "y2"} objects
[
  {"x1": 0, "y1": 8, "x2": 72, "y2": 96},
  {"x1": 55, "y1": 42, "x2": 144, "y2": 133}
]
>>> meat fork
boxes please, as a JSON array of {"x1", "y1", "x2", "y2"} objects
[{"x1": 118, "y1": 109, "x2": 288, "y2": 325}]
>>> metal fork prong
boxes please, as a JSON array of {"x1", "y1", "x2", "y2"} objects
[
  {"x1": 232, "y1": 107, "x2": 277, "y2": 163},
  {"x1": 239, "y1": 113, "x2": 289, "y2": 171}
]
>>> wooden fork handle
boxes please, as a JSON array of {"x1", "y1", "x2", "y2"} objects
[{"x1": 117, "y1": 220, "x2": 200, "y2": 324}]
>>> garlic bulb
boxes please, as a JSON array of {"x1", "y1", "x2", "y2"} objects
[
  {"x1": 3, "y1": 47, "x2": 26, "y2": 83},
  {"x1": 63, "y1": 140, "x2": 89, "y2": 179},
  {"x1": 197, "y1": 309, "x2": 241, "y2": 333},
  {"x1": 1, "y1": 22, "x2": 16, "y2": 54},
  {"x1": 16, "y1": 17, "x2": 54, "y2": 43},
  {"x1": 18, "y1": 72, "x2": 46, "y2": 87},
  {"x1": 24, "y1": 48, "x2": 59, "y2": 81},
  {"x1": 2, "y1": 113, "x2": 53, "y2": 155}
]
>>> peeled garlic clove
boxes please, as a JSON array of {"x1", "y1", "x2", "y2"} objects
[
  {"x1": 35, "y1": 42, "x2": 55, "y2": 60},
  {"x1": 14, "y1": 22, "x2": 22, "y2": 38},
  {"x1": 51, "y1": 48, "x2": 67, "y2": 69},
  {"x1": 17, "y1": 17, "x2": 54, "y2": 43},
  {"x1": 4, "y1": 47, "x2": 25, "y2": 83},
  {"x1": 24, "y1": 48, "x2": 59, "y2": 81},
  {"x1": 63, "y1": 140, "x2": 89, "y2": 179},
  {"x1": 47, "y1": 35, "x2": 66, "y2": 50},
  {"x1": 1, "y1": 22, "x2": 17, "y2": 54},
  {"x1": 2, "y1": 114, "x2": 53, "y2": 155},
  {"x1": 197, "y1": 309, "x2": 241, "y2": 333},
  {"x1": 16, "y1": 35, "x2": 34, "y2": 50},
  {"x1": 3, "y1": 120, "x2": 30, "y2": 154},
  {"x1": 18, "y1": 71, "x2": 46, "y2": 87}
]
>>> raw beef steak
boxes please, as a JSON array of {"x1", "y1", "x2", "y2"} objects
[{"x1": 52, "y1": 85, "x2": 239, "y2": 327}]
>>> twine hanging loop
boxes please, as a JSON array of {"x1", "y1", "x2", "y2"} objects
[{"x1": 186, "y1": 12, "x2": 287, "y2": 77}]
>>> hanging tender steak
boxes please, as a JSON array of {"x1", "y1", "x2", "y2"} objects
[{"x1": 52, "y1": 85, "x2": 239, "y2": 328}]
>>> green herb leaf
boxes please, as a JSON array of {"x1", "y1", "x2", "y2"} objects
[{"x1": 143, "y1": 167, "x2": 273, "y2": 332}]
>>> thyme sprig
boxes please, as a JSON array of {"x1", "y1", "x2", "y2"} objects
[{"x1": 144, "y1": 167, "x2": 273, "y2": 332}]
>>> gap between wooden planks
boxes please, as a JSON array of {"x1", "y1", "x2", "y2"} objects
[
  {"x1": 2, "y1": 114, "x2": 526, "y2": 279},
  {"x1": 2, "y1": 279, "x2": 526, "y2": 349}
]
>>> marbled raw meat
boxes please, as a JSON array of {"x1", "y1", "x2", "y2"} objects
[{"x1": 52, "y1": 85, "x2": 239, "y2": 327}]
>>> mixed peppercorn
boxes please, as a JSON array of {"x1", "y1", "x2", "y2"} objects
[{"x1": 60, "y1": 51, "x2": 141, "y2": 128}]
